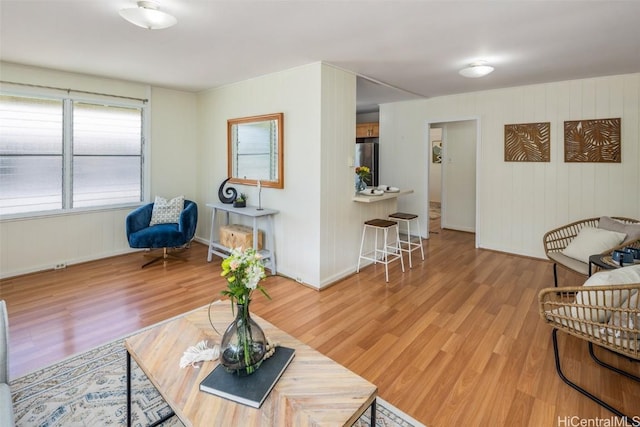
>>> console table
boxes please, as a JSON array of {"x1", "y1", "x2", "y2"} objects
[{"x1": 206, "y1": 202, "x2": 278, "y2": 274}]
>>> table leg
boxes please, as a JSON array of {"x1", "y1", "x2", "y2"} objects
[
  {"x1": 127, "y1": 351, "x2": 132, "y2": 427},
  {"x1": 370, "y1": 397, "x2": 376, "y2": 425},
  {"x1": 207, "y1": 208, "x2": 217, "y2": 262},
  {"x1": 253, "y1": 217, "x2": 258, "y2": 251},
  {"x1": 267, "y1": 215, "x2": 276, "y2": 274},
  {"x1": 127, "y1": 350, "x2": 176, "y2": 427}
]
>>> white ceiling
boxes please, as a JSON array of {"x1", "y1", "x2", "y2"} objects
[{"x1": 1, "y1": 1, "x2": 639, "y2": 113}]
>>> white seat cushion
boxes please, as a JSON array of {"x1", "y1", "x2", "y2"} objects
[
  {"x1": 547, "y1": 265, "x2": 640, "y2": 326},
  {"x1": 601, "y1": 291, "x2": 640, "y2": 340},
  {"x1": 574, "y1": 265, "x2": 640, "y2": 322},
  {"x1": 547, "y1": 251, "x2": 590, "y2": 275}
]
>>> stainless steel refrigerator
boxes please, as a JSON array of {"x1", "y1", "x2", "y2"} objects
[{"x1": 355, "y1": 140, "x2": 379, "y2": 186}]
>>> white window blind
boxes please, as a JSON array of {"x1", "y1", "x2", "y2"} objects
[
  {"x1": 0, "y1": 93, "x2": 146, "y2": 216},
  {"x1": 72, "y1": 102, "x2": 142, "y2": 208},
  {"x1": 0, "y1": 95, "x2": 63, "y2": 214}
]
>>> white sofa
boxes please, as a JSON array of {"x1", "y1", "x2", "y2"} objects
[{"x1": 1, "y1": 300, "x2": 15, "y2": 427}]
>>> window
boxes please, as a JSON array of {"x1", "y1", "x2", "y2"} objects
[
  {"x1": 72, "y1": 102, "x2": 143, "y2": 208},
  {"x1": 0, "y1": 93, "x2": 145, "y2": 216}
]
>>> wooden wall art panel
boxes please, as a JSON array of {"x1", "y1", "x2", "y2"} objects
[
  {"x1": 564, "y1": 118, "x2": 621, "y2": 163},
  {"x1": 504, "y1": 122, "x2": 550, "y2": 162}
]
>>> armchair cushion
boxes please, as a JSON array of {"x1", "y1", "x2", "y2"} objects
[
  {"x1": 561, "y1": 227, "x2": 626, "y2": 264},
  {"x1": 150, "y1": 195, "x2": 184, "y2": 226},
  {"x1": 598, "y1": 216, "x2": 640, "y2": 245},
  {"x1": 126, "y1": 200, "x2": 198, "y2": 249},
  {"x1": 546, "y1": 251, "x2": 590, "y2": 276},
  {"x1": 604, "y1": 291, "x2": 639, "y2": 339},
  {"x1": 575, "y1": 265, "x2": 640, "y2": 322},
  {"x1": 128, "y1": 223, "x2": 186, "y2": 248}
]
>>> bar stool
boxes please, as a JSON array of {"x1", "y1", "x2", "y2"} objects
[
  {"x1": 388, "y1": 212, "x2": 425, "y2": 268},
  {"x1": 357, "y1": 219, "x2": 405, "y2": 282}
]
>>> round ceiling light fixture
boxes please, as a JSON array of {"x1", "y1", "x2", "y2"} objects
[
  {"x1": 459, "y1": 61, "x2": 495, "y2": 78},
  {"x1": 119, "y1": 1, "x2": 177, "y2": 30}
]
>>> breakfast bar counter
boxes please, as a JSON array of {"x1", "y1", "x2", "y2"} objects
[{"x1": 352, "y1": 189, "x2": 413, "y2": 203}]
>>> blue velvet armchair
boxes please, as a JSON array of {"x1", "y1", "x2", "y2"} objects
[{"x1": 126, "y1": 199, "x2": 198, "y2": 267}]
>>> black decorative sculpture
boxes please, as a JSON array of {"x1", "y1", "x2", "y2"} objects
[{"x1": 218, "y1": 178, "x2": 237, "y2": 204}]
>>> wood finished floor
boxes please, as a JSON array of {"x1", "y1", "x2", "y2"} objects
[{"x1": 1, "y1": 221, "x2": 639, "y2": 426}]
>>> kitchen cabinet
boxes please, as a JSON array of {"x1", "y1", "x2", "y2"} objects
[{"x1": 356, "y1": 122, "x2": 379, "y2": 138}]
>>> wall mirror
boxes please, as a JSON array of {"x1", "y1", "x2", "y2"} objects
[{"x1": 227, "y1": 113, "x2": 284, "y2": 189}]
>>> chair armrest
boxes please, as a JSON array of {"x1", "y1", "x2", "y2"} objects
[
  {"x1": 543, "y1": 218, "x2": 599, "y2": 256},
  {"x1": 179, "y1": 201, "x2": 198, "y2": 241},
  {"x1": 125, "y1": 203, "x2": 154, "y2": 236},
  {"x1": 606, "y1": 238, "x2": 640, "y2": 255},
  {"x1": 538, "y1": 283, "x2": 640, "y2": 360}
]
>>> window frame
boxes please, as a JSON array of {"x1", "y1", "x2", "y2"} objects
[{"x1": 0, "y1": 87, "x2": 150, "y2": 221}]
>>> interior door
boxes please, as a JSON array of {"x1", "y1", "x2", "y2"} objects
[{"x1": 441, "y1": 120, "x2": 476, "y2": 232}]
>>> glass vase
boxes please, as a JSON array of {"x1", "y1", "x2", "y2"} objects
[
  {"x1": 219, "y1": 301, "x2": 267, "y2": 376},
  {"x1": 356, "y1": 176, "x2": 367, "y2": 192}
]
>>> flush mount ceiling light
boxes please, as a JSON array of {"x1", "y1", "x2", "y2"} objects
[
  {"x1": 459, "y1": 61, "x2": 495, "y2": 78},
  {"x1": 119, "y1": 1, "x2": 177, "y2": 30}
]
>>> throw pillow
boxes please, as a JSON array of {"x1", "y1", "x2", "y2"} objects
[
  {"x1": 561, "y1": 227, "x2": 626, "y2": 264},
  {"x1": 600, "y1": 291, "x2": 640, "y2": 340},
  {"x1": 574, "y1": 265, "x2": 640, "y2": 322},
  {"x1": 149, "y1": 195, "x2": 184, "y2": 226},
  {"x1": 545, "y1": 266, "x2": 640, "y2": 332},
  {"x1": 598, "y1": 216, "x2": 640, "y2": 245}
]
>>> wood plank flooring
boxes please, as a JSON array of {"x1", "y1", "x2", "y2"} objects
[{"x1": 1, "y1": 223, "x2": 638, "y2": 426}]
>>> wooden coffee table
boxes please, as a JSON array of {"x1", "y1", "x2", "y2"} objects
[{"x1": 124, "y1": 302, "x2": 377, "y2": 426}]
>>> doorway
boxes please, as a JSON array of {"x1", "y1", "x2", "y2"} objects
[{"x1": 428, "y1": 119, "x2": 478, "y2": 236}]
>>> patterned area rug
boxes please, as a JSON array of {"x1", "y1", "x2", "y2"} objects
[{"x1": 11, "y1": 326, "x2": 425, "y2": 426}]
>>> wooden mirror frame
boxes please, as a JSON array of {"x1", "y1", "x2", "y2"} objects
[{"x1": 227, "y1": 113, "x2": 284, "y2": 189}]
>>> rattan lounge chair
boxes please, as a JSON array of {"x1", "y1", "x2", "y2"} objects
[
  {"x1": 543, "y1": 217, "x2": 640, "y2": 287},
  {"x1": 539, "y1": 277, "x2": 640, "y2": 425}
]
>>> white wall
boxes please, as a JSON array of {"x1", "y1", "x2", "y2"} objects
[
  {"x1": 198, "y1": 63, "x2": 360, "y2": 288},
  {"x1": 0, "y1": 63, "x2": 199, "y2": 278},
  {"x1": 381, "y1": 73, "x2": 640, "y2": 258},
  {"x1": 319, "y1": 65, "x2": 358, "y2": 286},
  {"x1": 356, "y1": 112, "x2": 379, "y2": 123},
  {"x1": 149, "y1": 87, "x2": 199, "y2": 202},
  {"x1": 440, "y1": 120, "x2": 476, "y2": 232}
]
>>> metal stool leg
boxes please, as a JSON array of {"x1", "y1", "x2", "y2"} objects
[
  {"x1": 394, "y1": 223, "x2": 405, "y2": 273},
  {"x1": 382, "y1": 226, "x2": 389, "y2": 282},
  {"x1": 357, "y1": 225, "x2": 367, "y2": 273},
  {"x1": 414, "y1": 217, "x2": 424, "y2": 261},
  {"x1": 389, "y1": 213, "x2": 423, "y2": 269},
  {"x1": 405, "y1": 219, "x2": 413, "y2": 268}
]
